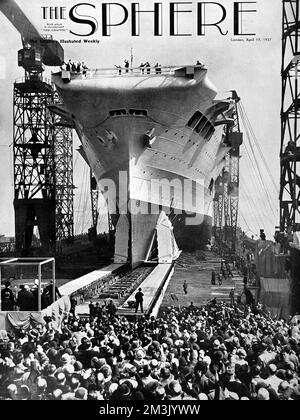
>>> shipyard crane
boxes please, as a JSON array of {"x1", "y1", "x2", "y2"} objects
[
  {"x1": 280, "y1": 0, "x2": 300, "y2": 234},
  {"x1": 0, "y1": 0, "x2": 76, "y2": 255},
  {"x1": 213, "y1": 91, "x2": 243, "y2": 253},
  {"x1": 0, "y1": 0, "x2": 64, "y2": 69}
]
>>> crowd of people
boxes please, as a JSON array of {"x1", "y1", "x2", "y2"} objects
[
  {"x1": 1, "y1": 280, "x2": 61, "y2": 312},
  {"x1": 0, "y1": 297, "x2": 299, "y2": 400},
  {"x1": 61, "y1": 58, "x2": 204, "y2": 77},
  {"x1": 114, "y1": 60, "x2": 163, "y2": 75},
  {"x1": 61, "y1": 60, "x2": 88, "y2": 75},
  {"x1": 211, "y1": 260, "x2": 233, "y2": 286}
]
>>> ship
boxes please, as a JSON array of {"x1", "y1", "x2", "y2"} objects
[{"x1": 52, "y1": 64, "x2": 236, "y2": 267}]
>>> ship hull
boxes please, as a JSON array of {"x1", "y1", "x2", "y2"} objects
[{"x1": 52, "y1": 66, "x2": 233, "y2": 265}]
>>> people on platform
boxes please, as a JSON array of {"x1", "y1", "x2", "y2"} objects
[
  {"x1": 82, "y1": 62, "x2": 88, "y2": 76},
  {"x1": 115, "y1": 65, "x2": 122, "y2": 75},
  {"x1": 154, "y1": 63, "x2": 162, "y2": 74},
  {"x1": 17, "y1": 285, "x2": 34, "y2": 311},
  {"x1": 139, "y1": 62, "x2": 145, "y2": 74},
  {"x1": 124, "y1": 59, "x2": 129, "y2": 73},
  {"x1": 1, "y1": 281, "x2": 15, "y2": 311},
  {"x1": 145, "y1": 62, "x2": 151, "y2": 74},
  {"x1": 66, "y1": 59, "x2": 72, "y2": 71}
]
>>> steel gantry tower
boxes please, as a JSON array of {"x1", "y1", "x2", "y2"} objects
[
  {"x1": 213, "y1": 92, "x2": 243, "y2": 251},
  {"x1": 90, "y1": 171, "x2": 99, "y2": 231},
  {"x1": 228, "y1": 95, "x2": 243, "y2": 248},
  {"x1": 280, "y1": 0, "x2": 300, "y2": 232},
  {"x1": 0, "y1": 0, "x2": 75, "y2": 254},
  {"x1": 13, "y1": 74, "x2": 56, "y2": 255},
  {"x1": 52, "y1": 94, "x2": 75, "y2": 243}
]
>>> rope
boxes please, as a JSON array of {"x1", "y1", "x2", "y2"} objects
[{"x1": 239, "y1": 102, "x2": 279, "y2": 194}]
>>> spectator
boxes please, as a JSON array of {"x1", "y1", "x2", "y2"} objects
[
  {"x1": 154, "y1": 63, "x2": 162, "y2": 74},
  {"x1": 211, "y1": 271, "x2": 216, "y2": 285},
  {"x1": 183, "y1": 280, "x2": 188, "y2": 295},
  {"x1": 17, "y1": 285, "x2": 34, "y2": 311},
  {"x1": 82, "y1": 62, "x2": 88, "y2": 76},
  {"x1": 107, "y1": 300, "x2": 117, "y2": 317},
  {"x1": 42, "y1": 280, "x2": 62, "y2": 308},
  {"x1": 1, "y1": 281, "x2": 15, "y2": 311},
  {"x1": 139, "y1": 63, "x2": 145, "y2": 74},
  {"x1": 0, "y1": 294, "x2": 300, "y2": 401},
  {"x1": 135, "y1": 288, "x2": 144, "y2": 314},
  {"x1": 66, "y1": 59, "x2": 72, "y2": 71},
  {"x1": 124, "y1": 59, "x2": 129, "y2": 73},
  {"x1": 70, "y1": 295, "x2": 77, "y2": 317},
  {"x1": 115, "y1": 65, "x2": 122, "y2": 75}
]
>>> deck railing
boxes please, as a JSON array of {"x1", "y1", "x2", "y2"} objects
[{"x1": 68, "y1": 64, "x2": 206, "y2": 79}]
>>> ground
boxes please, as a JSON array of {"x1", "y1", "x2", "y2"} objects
[{"x1": 159, "y1": 251, "x2": 246, "y2": 311}]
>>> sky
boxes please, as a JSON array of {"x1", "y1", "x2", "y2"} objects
[{"x1": 0, "y1": 0, "x2": 282, "y2": 240}]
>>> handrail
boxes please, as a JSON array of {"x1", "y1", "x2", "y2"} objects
[
  {"x1": 66, "y1": 64, "x2": 206, "y2": 79},
  {"x1": 15, "y1": 76, "x2": 53, "y2": 86}
]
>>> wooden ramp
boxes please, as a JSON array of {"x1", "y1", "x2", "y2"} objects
[
  {"x1": 117, "y1": 263, "x2": 173, "y2": 316},
  {"x1": 59, "y1": 263, "x2": 124, "y2": 296}
]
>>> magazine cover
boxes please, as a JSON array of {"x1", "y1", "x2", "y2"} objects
[{"x1": 0, "y1": 0, "x2": 299, "y2": 406}]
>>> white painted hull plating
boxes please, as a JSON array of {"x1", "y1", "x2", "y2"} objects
[{"x1": 52, "y1": 66, "x2": 233, "y2": 263}]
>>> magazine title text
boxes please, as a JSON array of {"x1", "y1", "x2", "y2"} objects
[{"x1": 41, "y1": 1, "x2": 258, "y2": 37}]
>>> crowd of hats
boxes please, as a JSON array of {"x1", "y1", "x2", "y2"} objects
[{"x1": 0, "y1": 300, "x2": 299, "y2": 400}]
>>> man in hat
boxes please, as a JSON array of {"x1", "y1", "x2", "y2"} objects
[
  {"x1": 17, "y1": 285, "x2": 34, "y2": 311},
  {"x1": 42, "y1": 280, "x2": 61, "y2": 307},
  {"x1": 1, "y1": 280, "x2": 15, "y2": 311},
  {"x1": 135, "y1": 288, "x2": 144, "y2": 313},
  {"x1": 229, "y1": 288, "x2": 235, "y2": 306},
  {"x1": 31, "y1": 279, "x2": 40, "y2": 311},
  {"x1": 107, "y1": 299, "x2": 117, "y2": 317}
]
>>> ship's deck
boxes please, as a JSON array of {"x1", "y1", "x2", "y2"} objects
[{"x1": 64, "y1": 64, "x2": 206, "y2": 80}]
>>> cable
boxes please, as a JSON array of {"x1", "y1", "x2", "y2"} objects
[
  {"x1": 239, "y1": 177, "x2": 266, "y2": 230},
  {"x1": 239, "y1": 102, "x2": 279, "y2": 194},
  {"x1": 241, "y1": 125, "x2": 278, "y2": 220},
  {"x1": 238, "y1": 102, "x2": 278, "y2": 210},
  {"x1": 242, "y1": 140, "x2": 277, "y2": 219}
]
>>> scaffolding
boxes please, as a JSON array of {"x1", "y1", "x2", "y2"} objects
[
  {"x1": 213, "y1": 94, "x2": 243, "y2": 251},
  {"x1": 13, "y1": 76, "x2": 56, "y2": 255},
  {"x1": 53, "y1": 93, "x2": 74, "y2": 243},
  {"x1": 280, "y1": 0, "x2": 300, "y2": 232},
  {"x1": 228, "y1": 98, "x2": 242, "y2": 249},
  {"x1": 90, "y1": 171, "x2": 99, "y2": 229}
]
